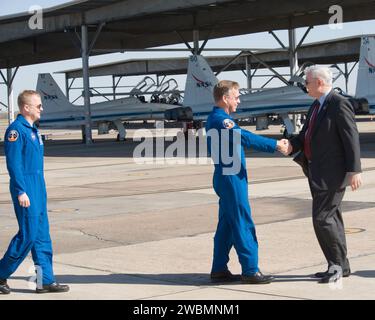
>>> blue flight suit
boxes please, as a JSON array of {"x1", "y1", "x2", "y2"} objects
[
  {"x1": 0, "y1": 114, "x2": 55, "y2": 285},
  {"x1": 205, "y1": 106, "x2": 277, "y2": 276}
]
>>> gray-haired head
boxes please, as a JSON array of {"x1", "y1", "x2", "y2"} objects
[{"x1": 304, "y1": 65, "x2": 333, "y2": 86}]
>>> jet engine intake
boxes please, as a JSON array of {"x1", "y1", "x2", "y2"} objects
[{"x1": 164, "y1": 107, "x2": 193, "y2": 121}]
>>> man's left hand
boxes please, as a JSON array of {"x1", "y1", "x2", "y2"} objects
[{"x1": 349, "y1": 173, "x2": 362, "y2": 191}]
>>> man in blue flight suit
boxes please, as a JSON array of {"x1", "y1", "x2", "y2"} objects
[
  {"x1": 206, "y1": 80, "x2": 289, "y2": 284},
  {"x1": 0, "y1": 90, "x2": 69, "y2": 294}
]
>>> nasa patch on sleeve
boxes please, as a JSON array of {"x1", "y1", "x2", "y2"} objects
[
  {"x1": 7, "y1": 130, "x2": 19, "y2": 142},
  {"x1": 222, "y1": 118, "x2": 235, "y2": 129}
]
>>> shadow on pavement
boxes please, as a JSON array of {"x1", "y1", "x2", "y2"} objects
[{"x1": 13, "y1": 271, "x2": 375, "y2": 286}]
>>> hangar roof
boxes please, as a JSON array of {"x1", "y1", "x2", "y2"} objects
[
  {"x1": 56, "y1": 35, "x2": 368, "y2": 79},
  {"x1": 1, "y1": 0, "x2": 375, "y2": 68}
]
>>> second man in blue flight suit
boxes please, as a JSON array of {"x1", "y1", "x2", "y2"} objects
[
  {"x1": 206, "y1": 80, "x2": 290, "y2": 284},
  {"x1": 0, "y1": 90, "x2": 69, "y2": 294}
]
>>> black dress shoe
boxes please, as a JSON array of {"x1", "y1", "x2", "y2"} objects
[
  {"x1": 319, "y1": 271, "x2": 342, "y2": 284},
  {"x1": 343, "y1": 269, "x2": 351, "y2": 277},
  {"x1": 0, "y1": 279, "x2": 11, "y2": 294},
  {"x1": 242, "y1": 271, "x2": 274, "y2": 284},
  {"x1": 315, "y1": 270, "x2": 329, "y2": 278},
  {"x1": 36, "y1": 282, "x2": 70, "y2": 294},
  {"x1": 210, "y1": 270, "x2": 241, "y2": 283},
  {"x1": 315, "y1": 268, "x2": 351, "y2": 278}
]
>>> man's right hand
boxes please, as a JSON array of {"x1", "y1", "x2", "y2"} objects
[
  {"x1": 18, "y1": 193, "x2": 30, "y2": 208},
  {"x1": 277, "y1": 139, "x2": 292, "y2": 156}
]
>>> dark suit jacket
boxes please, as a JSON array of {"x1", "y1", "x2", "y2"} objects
[{"x1": 290, "y1": 90, "x2": 362, "y2": 191}]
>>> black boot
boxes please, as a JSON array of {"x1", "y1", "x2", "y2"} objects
[
  {"x1": 0, "y1": 279, "x2": 11, "y2": 294},
  {"x1": 242, "y1": 271, "x2": 274, "y2": 284},
  {"x1": 36, "y1": 282, "x2": 70, "y2": 294}
]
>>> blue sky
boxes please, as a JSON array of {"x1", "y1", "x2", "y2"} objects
[
  {"x1": 1, "y1": 1, "x2": 375, "y2": 109},
  {"x1": 1, "y1": 0, "x2": 72, "y2": 16}
]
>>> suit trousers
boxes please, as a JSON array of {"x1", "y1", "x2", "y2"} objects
[{"x1": 309, "y1": 183, "x2": 350, "y2": 271}]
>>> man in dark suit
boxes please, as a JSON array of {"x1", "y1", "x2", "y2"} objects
[{"x1": 289, "y1": 65, "x2": 362, "y2": 284}]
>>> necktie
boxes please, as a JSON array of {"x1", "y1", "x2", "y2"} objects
[{"x1": 304, "y1": 101, "x2": 320, "y2": 161}]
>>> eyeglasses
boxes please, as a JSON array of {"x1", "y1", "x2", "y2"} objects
[{"x1": 28, "y1": 103, "x2": 43, "y2": 110}]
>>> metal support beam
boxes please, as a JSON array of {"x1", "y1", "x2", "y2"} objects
[
  {"x1": 245, "y1": 56, "x2": 252, "y2": 90},
  {"x1": 112, "y1": 75, "x2": 116, "y2": 100},
  {"x1": 72, "y1": 95, "x2": 81, "y2": 104},
  {"x1": 198, "y1": 37, "x2": 209, "y2": 55},
  {"x1": 9, "y1": 67, "x2": 19, "y2": 86},
  {"x1": 92, "y1": 47, "x2": 282, "y2": 53},
  {"x1": 261, "y1": 76, "x2": 276, "y2": 88},
  {"x1": 295, "y1": 26, "x2": 313, "y2": 52},
  {"x1": 348, "y1": 61, "x2": 358, "y2": 76},
  {"x1": 112, "y1": 75, "x2": 123, "y2": 100},
  {"x1": 81, "y1": 24, "x2": 93, "y2": 145},
  {"x1": 67, "y1": 78, "x2": 77, "y2": 102},
  {"x1": 7, "y1": 68, "x2": 15, "y2": 124},
  {"x1": 1, "y1": 67, "x2": 19, "y2": 123},
  {"x1": 88, "y1": 22, "x2": 105, "y2": 55},
  {"x1": 0, "y1": 70, "x2": 7, "y2": 84},
  {"x1": 5, "y1": 67, "x2": 19, "y2": 124},
  {"x1": 250, "y1": 66, "x2": 259, "y2": 90},
  {"x1": 333, "y1": 61, "x2": 356, "y2": 94},
  {"x1": 77, "y1": 22, "x2": 104, "y2": 144},
  {"x1": 193, "y1": 30, "x2": 199, "y2": 55},
  {"x1": 198, "y1": 27, "x2": 214, "y2": 55},
  {"x1": 175, "y1": 31, "x2": 193, "y2": 53},
  {"x1": 65, "y1": 28, "x2": 82, "y2": 53},
  {"x1": 288, "y1": 28, "x2": 299, "y2": 76},
  {"x1": 65, "y1": 74, "x2": 70, "y2": 101},
  {"x1": 344, "y1": 63, "x2": 349, "y2": 92},
  {"x1": 90, "y1": 88, "x2": 110, "y2": 101},
  {"x1": 215, "y1": 51, "x2": 243, "y2": 76},
  {"x1": 156, "y1": 75, "x2": 160, "y2": 87},
  {"x1": 288, "y1": 28, "x2": 301, "y2": 134},
  {"x1": 159, "y1": 75, "x2": 166, "y2": 86},
  {"x1": 332, "y1": 64, "x2": 344, "y2": 83},
  {"x1": 269, "y1": 31, "x2": 286, "y2": 49},
  {"x1": 243, "y1": 50, "x2": 290, "y2": 86}
]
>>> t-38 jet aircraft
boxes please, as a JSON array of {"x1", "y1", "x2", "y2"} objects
[
  {"x1": 355, "y1": 35, "x2": 375, "y2": 115},
  {"x1": 37, "y1": 35, "x2": 373, "y2": 140},
  {"x1": 182, "y1": 54, "x2": 313, "y2": 135},
  {"x1": 36, "y1": 73, "x2": 192, "y2": 140},
  {"x1": 182, "y1": 37, "x2": 372, "y2": 136}
]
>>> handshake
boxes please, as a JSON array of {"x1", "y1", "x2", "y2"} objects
[{"x1": 276, "y1": 139, "x2": 293, "y2": 156}]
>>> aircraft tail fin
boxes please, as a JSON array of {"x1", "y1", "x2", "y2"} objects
[
  {"x1": 355, "y1": 35, "x2": 375, "y2": 98},
  {"x1": 183, "y1": 55, "x2": 218, "y2": 108},
  {"x1": 37, "y1": 73, "x2": 74, "y2": 114}
]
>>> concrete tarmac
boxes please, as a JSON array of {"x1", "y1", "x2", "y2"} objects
[{"x1": 0, "y1": 119, "x2": 374, "y2": 300}]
